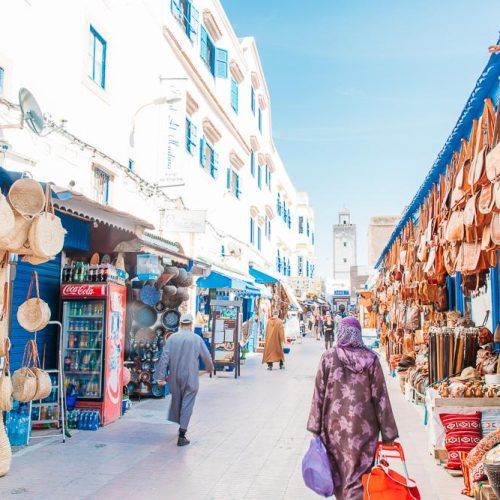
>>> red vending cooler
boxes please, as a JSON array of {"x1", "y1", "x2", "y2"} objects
[{"x1": 61, "y1": 282, "x2": 126, "y2": 425}]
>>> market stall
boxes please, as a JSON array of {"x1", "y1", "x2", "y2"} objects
[{"x1": 372, "y1": 44, "x2": 500, "y2": 497}]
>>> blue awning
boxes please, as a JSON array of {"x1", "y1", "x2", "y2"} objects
[
  {"x1": 249, "y1": 266, "x2": 279, "y2": 284},
  {"x1": 196, "y1": 271, "x2": 247, "y2": 291}
]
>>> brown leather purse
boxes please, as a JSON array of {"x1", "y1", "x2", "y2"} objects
[
  {"x1": 486, "y1": 97, "x2": 500, "y2": 181},
  {"x1": 478, "y1": 182, "x2": 496, "y2": 215},
  {"x1": 464, "y1": 193, "x2": 478, "y2": 226},
  {"x1": 492, "y1": 212, "x2": 500, "y2": 245},
  {"x1": 445, "y1": 210, "x2": 464, "y2": 242}
]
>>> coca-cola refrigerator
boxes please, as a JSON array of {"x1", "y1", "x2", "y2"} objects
[{"x1": 61, "y1": 282, "x2": 126, "y2": 426}]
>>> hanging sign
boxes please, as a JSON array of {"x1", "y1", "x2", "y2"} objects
[
  {"x1": 160, "y1": 80, "x2": 187, "y2": 187},
  {"x1": 164, "y1": 209, "x2": 206, "y2": 233}
]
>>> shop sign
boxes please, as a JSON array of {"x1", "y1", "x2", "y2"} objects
[
  {"x1": 164, "y1": 209, "x2": 206, "y2": 233},
  {"x1": 333, "y1": 290, "x2": 350, "y2": 296},
  {"x1": 62, "y1": 284, "x2": 107, "y2": 298},
  {"x1": 161, "y1": 80, "x2": 187, "y2": 187}
]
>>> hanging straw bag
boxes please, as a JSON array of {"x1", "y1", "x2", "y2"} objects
[
  {"x1": 12, "y1": 342, "x2": 38, "y2": 402},
  {"x1": 28, "y1": 184, "x2": 65, "y2": 259},
  {"x1": 0, "y1": 283, "x2": 8, "y2": 357},
  {"x1": 0, "y1": 339, "x2": 13, "y2": 411},
  {"x1": 0, "y1": 193, "x2": 14, "y2": 240},
  {"x1": 30, "y1": 340, "x2": 51, "y2": 400},
  {"x1": 0, "y1": 213, "x2": 32, "y2": 254},
  {"x1": 17, "y1": 271, "x2": 51, "y2": 332},
  {"x1": 8, "y1": 175, "x2": 45, "y2": 219},
  {"x1": 0, "y1": 420, "x2": 11, "y2": 477}
]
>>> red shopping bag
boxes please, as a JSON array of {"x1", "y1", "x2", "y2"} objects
[{"x1": 362, "y1": 442, "x2": 421, "y2": 500}]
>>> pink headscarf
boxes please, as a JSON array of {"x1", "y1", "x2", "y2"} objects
[{"x1": 336, "y1": 317, "x2": 377, "y2": 373}]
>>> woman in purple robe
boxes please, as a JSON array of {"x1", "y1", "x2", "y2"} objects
[{"x1": 307, "y1": 317, "x2": 398, "y2": 500}]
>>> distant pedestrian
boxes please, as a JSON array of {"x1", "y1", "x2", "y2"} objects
[
  {"x1": 314, "y1": 315, "x2": 323, "y2": 341},
  {"x1": 324, "y1": 313, "x2": 334, "y2": 350},
  {"x1": 154, "y1": 313, "x2": 214, "y2": 447},
  {"x1": 307, "y1": 317, "x2": 398, "y2": 499},
  {"x1": 262, "y1": 312, "x2": 285, "y2": 370}
]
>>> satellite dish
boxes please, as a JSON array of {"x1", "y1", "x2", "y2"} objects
[{"x1": 19, "y1": 88, "x2": 46, "y2": 135}]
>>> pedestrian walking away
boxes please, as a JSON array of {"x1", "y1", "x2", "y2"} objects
[
  {"x1": 262, "y1": 311, "x2": 285, "y2": 370},
  {"x1": 154, "y1": 313, "x2": 214, "y2": 447},
  {"x1": 307, "y1": 317, "x2": 399, "y2": 499},
  {"x1": 324, "y1": 313, "x2": 334, "y2": 350}
]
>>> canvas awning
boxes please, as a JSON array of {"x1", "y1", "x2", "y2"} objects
[
  {"x1": 280, "y1": 280, "x2": 302, "y2": 311},
  {"x1": 249, "y1": 266, "x2": 279, "y2": 284}
]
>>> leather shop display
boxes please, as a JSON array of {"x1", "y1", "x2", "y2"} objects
[
  {"x1": 374, "y1": 98, "x2": 500, "y2": 405},
  {"x1": 126, "y1": 264, "x2": 193, "y2": 398}
]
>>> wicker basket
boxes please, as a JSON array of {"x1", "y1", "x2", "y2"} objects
[
  {"x1": 12, "y1": 367, "x2": 37, "y2": 402},
  {"x1": 0, "y1": 194, "x2": 14, "y2": 239},
  {"x1": 485, "y1": 463, "x2": 500, "y2": 498},
  {"x1": 8, "y1": 177, "x2": 45, "y2": 219},
  {"x1": 0, "y1": 213, "x2": 31, "y2": 253},
  {"x1": 0, "y1": 421, "x2": 12, "y2": 477},
  {"x1": 0, "y1": 340, "x2": 12, "y2": 411},
  {"x1": 17, "y1": 271, "x2": 51, "y2": 332},
  {"x1": 31, "y1": 340, "x2": 52, "y2": 400}
]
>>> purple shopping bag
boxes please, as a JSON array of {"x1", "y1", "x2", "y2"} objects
[{"x1": 302, "y1": 436, "x2": 335, "y2": 497}]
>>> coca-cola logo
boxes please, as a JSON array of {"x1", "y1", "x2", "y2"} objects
[{"x1": 62, "y1": 285, "x2": 104, "y2": 297}]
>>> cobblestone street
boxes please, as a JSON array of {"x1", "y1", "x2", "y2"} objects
[{"x1": 0, "y1": 338, "x2": 462, "y2": 499}]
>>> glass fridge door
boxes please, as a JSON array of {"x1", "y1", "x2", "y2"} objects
[{"x1": 62, "y1": 299, "x2": 105, "y2": 399}]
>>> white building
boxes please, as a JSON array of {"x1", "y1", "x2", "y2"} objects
[
  {"x1": 0, "y1": 0, "x2": 314, "y2": 284},
  {"x1": 332, "y1": 208, "x2": 356, "y2": 290}
]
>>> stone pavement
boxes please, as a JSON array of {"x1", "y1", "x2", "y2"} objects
[{"x1": 0, "y1": 337, "x2": 464, "y2": 499}]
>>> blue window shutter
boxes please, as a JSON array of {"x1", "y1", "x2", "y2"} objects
[
  {"x1": 189, "y1": 5, "x2": 199, "y2": 41},
  {"x1": 258, "y1": 165, "x2": 261, "y2": 189},
  {"x1": 211, "y1": 151, "x2": 219, "y2": 178},
  {"x1": 257, "y1": 227, "x2": 261, "y2": 251},
  {"x1": 258, "y1": 108, "x2": 262, "y2": 132},
  {"x1": 250, "y1": 150, "x2": 255, "y2": 176},
  {"x1": 0, "y1": 67, "x2": 4, "y2": 94},
  {"x1": 199, "y1": 137, "x2": 205, "y2": 166},
  {"x1": 191, "y1": 122, "x2": 198, "y2": 152},
  {"x1": 236, "y1": 174, "x2": 241, "y2": 198},
  {"x1": 171, "y1": 0, "x2": 181, "y2": 20},
  {"x1": 231, "y1": 78, "x2": 238, "y2": 113},
  {"x1": 250, "y1": 218, "x2": 254, "y2": 244},
  {"x1": 215, "y1": 48, "x2": 228, "y2": 78},
  {"x1": 226, "y1": 168, "x2": 231, "y2": 190},
  {"x1": 200, "y1": 26, "x2": 209, "y2": 64},
  {"x1": 251, "y1": 86, "x2": 255, "y2": 114}
]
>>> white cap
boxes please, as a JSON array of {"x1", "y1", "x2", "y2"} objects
[{"x1": 179, "y1": 313, "x2": 194, "y2": 325}]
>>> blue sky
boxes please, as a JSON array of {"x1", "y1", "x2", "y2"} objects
[{"x1": 221, "y1": 0, "x2": 500, "y2": 278}]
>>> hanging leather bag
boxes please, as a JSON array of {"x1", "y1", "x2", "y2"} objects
[
  {"x1": 478, "y1": 182, "x2": 496, "y2": 215},
  {"x1": 445, "y1": 210, "x2": 464, "y2": 242},
  {"x1": 486, "y1": 97, "x2": 500, "y2": 181},
  {"x1": 492, "y1": 212, "x2": 500, "y2": 245}
]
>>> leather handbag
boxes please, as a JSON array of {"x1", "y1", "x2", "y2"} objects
[
  {"x1": 479, "y1": 182, "x2": 496, "y2": 215},
  {"x1": 469, "y1": 100, "x2": 495, "y2": 189},
  {"x1": 445, "y1": 210, "x2": 464, "y2": 242},
  {"x1": 464, "y1": 194, "x2": 477, "y2": 227},
  {"x1": 486, "y1": 97, "x2": 500, "y2": 181},
  {"x1": 492, "y1": 212, "x2": 500, "y2": 245}
]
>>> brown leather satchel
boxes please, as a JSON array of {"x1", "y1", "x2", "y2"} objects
[
  {"x1": 486, "y1": 97, "x2": 500, "y2": 181},
  {"x1": 492, "y1": 212, "x2": 500, "y2": 245},
  {"x1": 461, "y1": 241, "x2": 482, "y2": 272},
  {"x1": 469, "y1": 99, "x2": 495, "y2": 189},
  {"x1": 478, "y1": 182, "x2": 495, "y2": 215},
  {"x1": 494, "y1": 181, "x2": 500, "y2": 210},
  {"x1": 464, "y1": 193, "x2": 478, "y2": 226},
  {"x1": 423, "y1": 246, "x2": 436, "y2": 274},
  {"x1": 443, "y1": 244, "x2": 459, "y2": 276},
  {"x1": 445, "y1": 210, "x2": 464, "y2": 242}
]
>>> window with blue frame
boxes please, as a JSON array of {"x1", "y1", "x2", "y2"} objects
[
  {"x1": 93, "y1": 167, "x2": 110, "y2": 205},
  {"x1": 199, "y1": 137, "x2": 218, "y2": 178},
  {"x1": 0, "y1": 67, "x2": 4, "y2": 94},
  {"x1": 88, "y1": 26, "x2": 107, "y2": 89},
  {"x1": 200, "y1": 26, "x2": 227, "y2": 78},
  {"x1": 250, "y1": 217, "x2": 255, "y2": 244},
  {"x1": 128, "y1": 159, "x2": 134, "y2": 172},
  {"x1": 186, "y1": 117, "x2": 197, "y2": 154},
  {"x1": 306, "y1": 260, "x2": 310, "y2": 278},
  {"x1": 298, "y1": 216, "x2": 304, "y2": 234},
  {"x1": 276, "y1": 250, "x2": 281, "y2": 273},
  {"x1": 231, "y1": 77, "x2": 238, "y2": 113},
  {"x1": 287, "y1": 210, "x2": 292, "y2": 229},
  {"x1": 257, "y1": 165, "x2": 262, "y2": 189},
  {"x1": 258, "y1": 108, "x2": 262, "y2": 132},
  {"x1": 250, "y1": 149, "x2": 255, "y2": 177},
  {"x1": 307, "y1": 220, "x2": 310, "y2": 236},
  {"x1": 257, "y1": 226, "x2": 261, "y2": 251},
  {"x1": 251, "y1": 86, "x2": 255, "y2": 115},
  {"x1": 287, "y1": 258, "x2": 291, "y2": 277},
  {"x1": 265, "y1": 165, "x2": 270, "y2": 187},
  {"x1": 171, "y1": 0, "x2": 199, "y2": 42},
  {"x1": 312, "y1": 232, "x2": 315, "y2": 245},
  {"x1": 298, "y1": 256, "x2": 303, "y2": 276},
  {"x1": 226, "y1": 167, "x2": 241, "y2": 199},
  {"x1": 277, "y1": 193, "x2": 282, "y2": 216}
]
